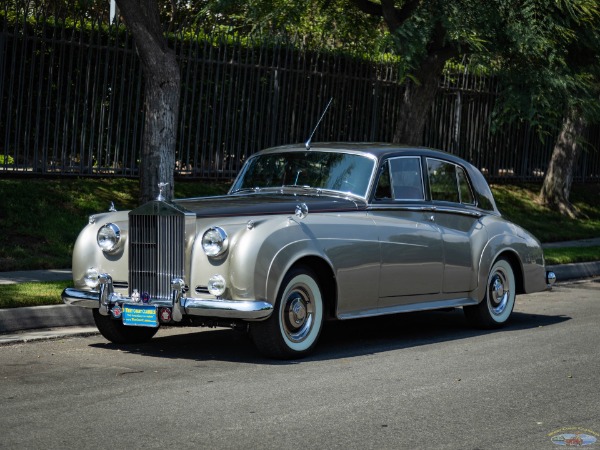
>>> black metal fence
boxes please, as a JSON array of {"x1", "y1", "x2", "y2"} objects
[{"x1": 1, "y1": 2, "x2": 599, "y2": 181}]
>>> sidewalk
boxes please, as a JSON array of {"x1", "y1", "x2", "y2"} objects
[
  {"x1": 0, "y1": 269, "x2": 72, "y2": 284},
  {"x1": 1, "y1": 238, "x2": 599, "y2": 344},
  {"x1": 0, "y1": 268, "x2": 98, "y2": 341}
]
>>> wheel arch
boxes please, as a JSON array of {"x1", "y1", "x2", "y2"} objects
[
  {"x1": 492, "y1": 250, "x2": 525, "y2": 296},
  {"x1": 288, "y1": 256, "x2": 337, "y2": 321},
  {"x1": 476, "y1": 232, "x2": 528, "y2": 302},
  {"x1": 266, "y1": 248, "x2": 337, "y2": 321}
]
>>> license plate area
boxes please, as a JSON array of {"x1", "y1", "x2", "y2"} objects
[{"x1": 122, "y1": 304, "x2": 158, "y2": 328}]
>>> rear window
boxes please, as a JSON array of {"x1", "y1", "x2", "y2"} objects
[
  {"x1": 427, "y1": 158, "x2": 475, "y2": 205},
  {"x1": 389, "y1": 157, "x2": 424, "y2": 200}
]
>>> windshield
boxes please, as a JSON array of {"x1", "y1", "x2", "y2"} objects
[{"x1": 230, "y1": 151, "x2": 376, "y2": 198}]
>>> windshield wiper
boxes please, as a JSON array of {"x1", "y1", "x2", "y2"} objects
[
  {"x1": 281, "y1": 185, "x2": 314, "y2": 190},
  {"x1": 230, "y1": 187, "x2": 261, "y2": 194}
]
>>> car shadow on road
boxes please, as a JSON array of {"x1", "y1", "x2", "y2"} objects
[{"x1": 89, "y1": 308, "x2": 570, "y2": 365}]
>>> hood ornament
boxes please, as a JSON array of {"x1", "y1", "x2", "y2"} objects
[
  {"x1": 157, "y1": 182, "x2": 169, "y2": 201},
  {"x1": 295, "y1": 203, "x2": 309, "y2": 219},
  {"x1": 108, "y1": 201, "x2": 116, "y2": 212}
]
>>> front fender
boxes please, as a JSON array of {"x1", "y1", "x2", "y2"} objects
[
  {"x1": 71, "y1": 211, "x2": 130, "y2": 289},
  {"x1": 265, "y1": 237, "x2": 333, "y2": 305}
]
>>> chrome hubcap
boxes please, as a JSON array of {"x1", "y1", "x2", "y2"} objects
[
  {"x1": 282, "y1": 288, "x2": 313, "y2": 343},
  {"x1": 489, "y1": 271, "x2": 509, "y2": 315},
  {"x1": 289, "y1": 297, "x2": 307, "y2": 325}
]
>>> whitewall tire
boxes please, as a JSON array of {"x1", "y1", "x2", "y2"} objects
[
  {"x1": 464, "y1": 258, "x2": 516, "y2": 329},
  {"x1": 251, "y1": 266, "x2": 324, "y2": 359}
]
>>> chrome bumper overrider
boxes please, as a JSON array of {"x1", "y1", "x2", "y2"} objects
[
  {"x1": 546, "y1": 271, "x2": 556, "y2": 290},
  {"x1": 61, "y1": 274, "x2": 273, "y2": 321}
]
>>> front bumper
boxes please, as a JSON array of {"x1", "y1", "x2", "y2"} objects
[{"x1": 61, "y1": 274, "x2": 273, "y2": 321}]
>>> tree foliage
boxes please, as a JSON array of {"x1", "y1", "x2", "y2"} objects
[
  {"x1": 486, "y1": 0, "x2": 600, "y2": 215},
  {"x1": 492, "y1": 0, "x2": 600, "y2": 134},
  {"x1": 197, "y1": 0, "x2": 388, "y2": 55}
]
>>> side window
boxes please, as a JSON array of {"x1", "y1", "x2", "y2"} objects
[
  {"x1": 374, "y1": 161, "x2": 392, "y2": 200},
  {"x1": 389, "y1": 157, "x2": 424, "y2": 200},
  {"x1": 457, "y1": 166, "x2": 475, "y2": 205},
  {"x1": 427, "y1": 159, "x2": 459, "y2": 203}
]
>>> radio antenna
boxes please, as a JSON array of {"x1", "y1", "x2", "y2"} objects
[{"x1": 305, "y1": 97, "x2": 333, "y2": 150}]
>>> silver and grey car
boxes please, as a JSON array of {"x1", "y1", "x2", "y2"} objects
[{"x1": 62, "y1": 143, "x2": 555, "y2": 358}]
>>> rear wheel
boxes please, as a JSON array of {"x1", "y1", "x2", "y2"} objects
[
  {"x1": 93, "y1": 309, "x2": 158, "y2": 344},
  {"x1": 250, "y1": 266, "x2": 324, "y2": 359},
  {"x1": 464, "y1": 258, "x2": 516, "y2": 329}
]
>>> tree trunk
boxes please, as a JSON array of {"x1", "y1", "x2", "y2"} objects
[
  {"x1": 539, "y1": 109, "x2": 586, "y2": 218},
  {"x1": 116, "y1": 0, "x2": 180, "y2": 203},
  {"x1": 392, "y1": 50, "x2": 455, "y2": 145},
  {"x1": 349, "y1": 1, "x2": 455, "y2": 146}
]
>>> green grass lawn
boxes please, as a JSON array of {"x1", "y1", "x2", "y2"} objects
[
  {"x1": 0, "y1": 280, "x2": 71, "y2": 308},
  {"x1": 543, "y1": 246, "x2": 600, "y2": 265},
  {"x1": 492, "y1": 183, "x2": 600, "y2": 243},
  {"x1": 0, "y1": 179, "x2": 598, "y2": 309},
  {"x1": 0, "y1": 178, "x2": 230, "y2": 271}
]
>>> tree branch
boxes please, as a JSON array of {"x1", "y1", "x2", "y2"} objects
[
  {"x1": 349, "y1": 0, "x2": 421, "y2": 32},
  {"x1": 349, "y1": 0, "x2": 383, "y2": 17},
  {"x1": 392, "y1": 0, "x2": 421, "y2": 29},
  {"x1": 380, "y1": 0, "x2": 402, "y2": 30}
]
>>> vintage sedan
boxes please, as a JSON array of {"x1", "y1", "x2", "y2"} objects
[{"x1": 62, "y1": 143, "x2": 555, "y2": 358}]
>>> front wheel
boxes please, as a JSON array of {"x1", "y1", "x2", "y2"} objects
[
  {"x1": 93, "y1": 309, "x2": 158, "y2": 344},
  {"x1": 464, "y1": 258, "x2": 516, "y2": 329},
  {"x1": 250, "y1": 266, "x2": 324, "y2": 359}
]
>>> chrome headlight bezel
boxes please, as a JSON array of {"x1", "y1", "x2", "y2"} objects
[
  {"x1": 97, "y1": 223, "x2": 121, "y2": 253},
  {"x1": 201, "y1": 226, "x2": 228, "y2": 257}
]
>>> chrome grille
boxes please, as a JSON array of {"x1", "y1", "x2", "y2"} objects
[{"x1": 129, "y1": 204, "x2": 185, "y2": 303}]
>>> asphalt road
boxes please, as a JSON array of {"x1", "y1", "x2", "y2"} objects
[{"x1": 1, "y1": 280, "x2": 599, "y2": 449}]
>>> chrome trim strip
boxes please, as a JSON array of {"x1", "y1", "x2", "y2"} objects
[
  {"x1": 337, "y1": 297, "x2": 479, "y2": 320},
  {"x1": 368, "y1": 205, "x2": 434, "y2": 212},
  {"x1": 367, "y1": 204, "x2": 482, "y2": 218},
  {"x1": 433, "y1": 206, "x2": 483, "y2": 218}
]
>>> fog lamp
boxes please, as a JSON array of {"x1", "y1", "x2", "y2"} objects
[
  {"x1": 208, "y1": 275, "x2": 226, "y2": 297},
  {"x1": 84, "y1": 267, "x2": 100, "y2": 289}
]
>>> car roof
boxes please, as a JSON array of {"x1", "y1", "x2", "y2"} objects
[
  {"x1": 257, "y1": 143, "x2": 499, "y2": 214},
  {"x1": 259, "y1": 142, "x2": 464, "y2": 163}
]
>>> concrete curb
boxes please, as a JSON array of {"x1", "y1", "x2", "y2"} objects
[
  {"x1": 0, "y1": 327, "x2": 98, "y2": 346},
  {"x1": 0, "y1": 304, "x2": 95, "y2": 333},
  {"x1": 547, "y1": 261, "x2": 600, "y2": 282}
]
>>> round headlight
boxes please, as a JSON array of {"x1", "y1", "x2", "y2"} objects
[
  {"x1": 202, "y1": 227, "x2": 228, "y2": 257},
  {"x1": 208, "y1": 275, "x2": 226, "y2": 297},
  {"x1": 97, "y1": 223, "x2": 121, "y2": 253}
]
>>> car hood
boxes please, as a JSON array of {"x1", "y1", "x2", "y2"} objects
[{"x1": 174, "y1": 193, "x2": 364, "y2": 218}]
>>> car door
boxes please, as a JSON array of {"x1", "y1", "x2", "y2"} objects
[
  {"x1": 426, "y1": 158, "x2": 484, "y2": 293},
  {"x1": 370, "y1": 157, "x2": 444, "y2": 303}
]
